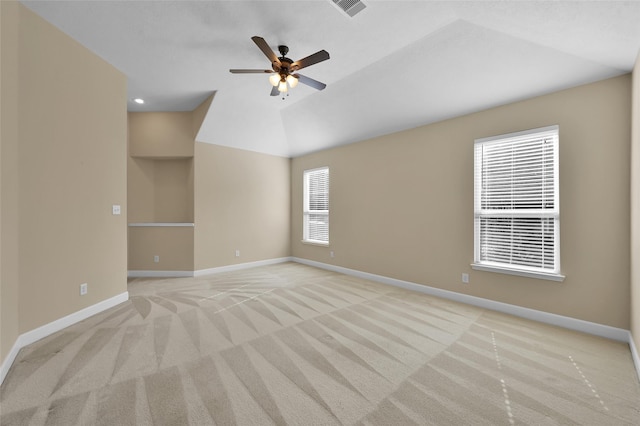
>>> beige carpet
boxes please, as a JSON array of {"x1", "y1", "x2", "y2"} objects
[{"x1": 1, "y1": 262, "x2": 639, "y2": 425}]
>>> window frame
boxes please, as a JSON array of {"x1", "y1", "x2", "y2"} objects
[
  {"x1": 302, "y1": 167, "x2": 329, "y2": 246},
  {"x1": 472, "y1": 125, "x2": 564, "y2": 282}
]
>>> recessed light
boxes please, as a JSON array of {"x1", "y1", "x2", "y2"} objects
[{"x1": 133, "y1": 98, "x2": 144, "y2": 104}]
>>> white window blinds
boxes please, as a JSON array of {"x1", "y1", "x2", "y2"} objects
[
  {"x1": 474, "y1": 126, "x2": 561, "y2": 279},
  {"x1": 303, "y1": 167, "x2": 329, "y2": 244}
]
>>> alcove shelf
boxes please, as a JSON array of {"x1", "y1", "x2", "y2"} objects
[{"x1": 126, "y1": 95, "x2": 212, "y2": 274}]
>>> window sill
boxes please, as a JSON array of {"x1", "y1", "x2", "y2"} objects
[
  {"x1": 301, "y1": 240, "x2": 329, "y2": 247},
  {"x1": 471, "y1": 263, "x2": 565, "y2": 282}
]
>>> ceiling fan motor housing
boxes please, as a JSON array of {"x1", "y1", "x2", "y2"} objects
[{"x1": 274, "y1": 45, "x2": 295, "y2": 79}]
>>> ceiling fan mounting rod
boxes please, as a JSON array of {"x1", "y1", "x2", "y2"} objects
[{"x1": 278, "y1": 45, "x2": 289, "y2": 57}]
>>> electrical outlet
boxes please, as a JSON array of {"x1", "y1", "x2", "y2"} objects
[
  {"x1": 330, "y1": 251, "x2": 335, "y2": 258},
  {"x1": 154, "y1": 255, "x2": 160, "y2": 263},
  {"x1": 235, "y1": 249, "x2": 240, "y2": 257},
  {"x1": 112, "y1": 204, "x2": 121, "y2": 215},
  {"x1": 80, "y1": 283, "x2": 88, "y2": 295},
  {"x1": 462, "y1": 273, "x2": 469, "y2": 284}
]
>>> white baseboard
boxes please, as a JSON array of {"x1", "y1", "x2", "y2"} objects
[
  {"x1": 0, "y1": 291, "x2": 129, "y2": 386},
  {"x1": 128, "y1": 270, "x2": 194, "y2": 278},
  {"x1": 5, "y1": 260, "x2": 638, "y2": 385},
  {"x1": 128, "y1": 258, "x2": 294, "y2": 278},
  {"x1": 194, "y1": 257, "x2": 293, "y2": 277},
  {"x1": 630, "y1": 333, "x2": 640, "y2": 384},
  {"x1": 292, "y1": 257, "x2": 630, "y2": 343}
]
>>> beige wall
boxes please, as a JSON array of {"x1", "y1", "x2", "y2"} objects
[
  {"x1": 128, "y1": 157, "x2": 194, "y2": 222},
  {"x1": 127, "y1": 157, "x2": 155, "y2": 222},
  {"x1": 632, "y1": 53, "x2": 640, "y2": 348},
  {"x1": 292, "y1": 75, "x2": 631, "y2": 329},
  {"x1": 128, "y1": 112, "x2": 195, "y2": 158},
  {"x1": 194, "y1": 143, "x2": 290, "y2": 270},
  {"x1": 128, "y1": 227, "x2": 194, "y2": 271},
  {"x1": 1, "y1": 0, "x2": 127, "y2": 366},
  {"x1": 1, "y1": 0, "x2": 20, "y2": 364},
  {"x1": 127, "y1": 107, "x2": 290, "y2": 273}
]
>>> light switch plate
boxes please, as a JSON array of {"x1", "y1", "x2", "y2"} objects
[{"x1": 112, "y1": 204, "x2": 121, "y2": 215}]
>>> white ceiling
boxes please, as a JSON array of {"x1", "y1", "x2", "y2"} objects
[{"x1": 21, "y1": 0, "x2": 640, "y2": 157}]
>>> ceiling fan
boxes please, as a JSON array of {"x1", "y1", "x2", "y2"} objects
[{"x1": 230, "y1": 36, "x2": 330, "y2": 98}]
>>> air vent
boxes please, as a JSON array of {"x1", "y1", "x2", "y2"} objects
[{"x1": 331, "y1": 0, "x2": 366, "y2": 17}]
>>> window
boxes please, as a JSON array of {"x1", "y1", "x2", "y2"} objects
[
  {"x1": 303, "y1": 167, "x2": 329, "y2": 245},
  {"x1": 473, "y1": 125, "x2": 564, "y2": 281}
]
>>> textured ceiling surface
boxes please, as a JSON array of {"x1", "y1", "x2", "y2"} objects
[{"x1": 21, "y1": 1, "x2": 640, "y2": 157}]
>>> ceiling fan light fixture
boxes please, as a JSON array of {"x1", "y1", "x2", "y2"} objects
[
  {"x1": 269, "y1": 73, "x2": 280, "y2": 86},
  {"x1": 230, "y1": 36, "x2": 329, "y2": 97},
  {"x1": 286, "y1": 74, "x2": 299, "y2": 88}
]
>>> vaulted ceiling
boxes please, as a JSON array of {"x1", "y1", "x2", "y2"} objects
[{"x1": 21, "y1": 1, "x2": 640, "y2": 157}]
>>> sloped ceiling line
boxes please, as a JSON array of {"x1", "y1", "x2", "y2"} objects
[{"x1": 20, "y1": 0, "x2": 640, "y2": 158}]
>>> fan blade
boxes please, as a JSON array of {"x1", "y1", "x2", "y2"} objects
[
  {"x1": 295, "y1": 74, "x2": 327, "y2": 91},
  {"x1": 251, "y1": 36, "x2": 281, "y2": 66},
  {"x1": 229, "y1": 69, "x2": 273, "y2": 74},
  {"x1": 291, "y1": 50, "x2": 330, "y2": 71},
  {"x1": 270, "y1": 86, "x2": 279, "y2": 96}
]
